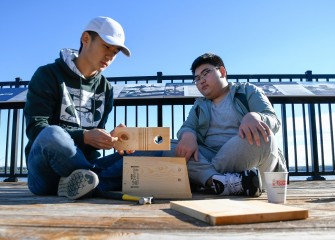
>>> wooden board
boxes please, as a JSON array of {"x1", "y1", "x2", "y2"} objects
[
  {"x1": 170, "y1": 199, "x2": 308, "y2": 226},
  {"x1": 114, "y1": 127, "x2": 170, "y2": 150},
  {"x1": 122, "y1": 157, "x2": 192, "y2": 199}
]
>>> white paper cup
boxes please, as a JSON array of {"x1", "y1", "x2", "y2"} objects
[{"x1": 264, "y1": 172, "x2": 288, "y2": 204}]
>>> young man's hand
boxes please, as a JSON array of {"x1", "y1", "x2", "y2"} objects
[
  {"x1": 110, "y1": 123, "x2": 135, "y2": 155},
  {"x1": 239, "y1": 112, "x2": 270, "y2": 146},
  {"x1": 175, "y1": 132, "x2": 199, "y2": 162},
  {"x1": 84, "y1": 128, "x2": 118, "y2": 149}
]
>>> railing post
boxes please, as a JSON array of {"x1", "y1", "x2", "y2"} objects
[
  {"x1": 157, "y1": 72, "x2": 163, "y2": 127},
  {"x1": 4, "y1": 77, "x2": 21, "y2": 182},
  {"x1": 305, "y1": 71, "x2": 325, "y2": 181},
  {"x1": 281, "y1": 105, "x2": 289, "y2": 172}
]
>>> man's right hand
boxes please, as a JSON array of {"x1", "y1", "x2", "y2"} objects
[
  {"x1": 83, "y1": 128, "x2": 118, "y2": 150},
  {"x1": 110, "y1": 123, "x2": 135, "y2": 155},
  {"x1": 175, "y1": 132, "x2": 199, "y2": 162}
]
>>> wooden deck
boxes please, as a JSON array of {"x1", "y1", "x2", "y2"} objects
[{"x1": 1, "y1": 180, "x2": 335, "y2": 239}]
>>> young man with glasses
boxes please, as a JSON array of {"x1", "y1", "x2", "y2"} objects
[{"x1": 174, "y1": 53, "x2": 287, "y2": 196}]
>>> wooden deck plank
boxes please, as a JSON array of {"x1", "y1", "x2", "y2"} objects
[{"x1": 1, "y1": 181, "x2": 335, "y2": 239}]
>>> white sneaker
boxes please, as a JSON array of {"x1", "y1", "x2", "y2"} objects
[
  {"x1": 58, "y1": 169, "x2": 99, "y2": 200},
  {"x1": 212, "y1": 172, "x2": 244, "y2": 196},
  {"x1": 212, "y1": 168, "x2": 262, "y2": 197}
]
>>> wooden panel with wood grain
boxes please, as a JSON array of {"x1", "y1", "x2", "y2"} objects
[
  {"x1": 122, "y1": 156, "x2": 192, "y2": 199},
  {"x1": 170, "y1": 199, "x2": 308, "y2": 225},
  {"x1": 114, "y1": 127, "x2": 170, "y2": 150}
]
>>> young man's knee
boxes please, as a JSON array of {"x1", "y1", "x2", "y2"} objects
[{"x1": 36, "y1": 126, "x2": 75, "y2": 153}]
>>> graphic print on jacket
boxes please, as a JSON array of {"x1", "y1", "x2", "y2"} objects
[{"x1": 60, "y1": 86, "x2": 104, "y2": 127}]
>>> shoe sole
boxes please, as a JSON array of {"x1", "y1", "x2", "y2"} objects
[{"x1": 58, "y1": 169, "x2": 99, "y2": 200}]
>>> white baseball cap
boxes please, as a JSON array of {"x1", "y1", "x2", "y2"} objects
[{"x1": 83, "y1": 16, "x2": 131, "y2": 57}]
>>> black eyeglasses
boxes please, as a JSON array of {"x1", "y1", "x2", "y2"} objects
[{"x1": 192, "y1": 67, "x2": 220, "y2": 85}]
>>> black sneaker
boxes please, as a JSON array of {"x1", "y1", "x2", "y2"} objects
[
  {"x1": 212, "y1": 167, "x2": 262, "y2": 197},
  {"x1": 57, "y1": 169, "x2": 99, "y2": 200}
]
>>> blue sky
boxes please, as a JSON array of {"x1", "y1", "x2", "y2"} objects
[{"x1": 1, "y1": 0, "x2": 334, "y2": 82}]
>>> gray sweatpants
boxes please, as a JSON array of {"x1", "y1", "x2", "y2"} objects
[{"x1": 163, "y1": 132, "x2": 279, "y2": 187}]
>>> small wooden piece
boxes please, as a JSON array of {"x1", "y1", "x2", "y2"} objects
[
  {"x1": 122, "y1": 156, "x2": 192, "y2": 199},
  {"x1": 170, "y1": 199, "x2": 309, "y2": 225},
  {"x1": 114, "y1": 127, "x2": 170, "y2": 150}
]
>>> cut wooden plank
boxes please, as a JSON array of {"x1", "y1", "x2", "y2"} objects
[
  {"x1": 122, "y1": 157, "x2": 192, "y2": 199},
  {"x1": 114, "y1": 127, "x2": 170, "y2": 150},
  {"x1": 170, "y1": 199, "x2": 308, "y2": 226}
]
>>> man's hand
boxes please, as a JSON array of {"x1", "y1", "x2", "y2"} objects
[
  {"x1": 110, "y1": 123, "x2": 135, "y2": 155},
  {"x1": 175, "y1": 132, "x2": 199, "y2": 162},
  {"x1": 83, "y1": 128, "x2": 118, "y2": 149},
  {"x1": 239, "y1": 112, "x2": 270, "y2": 146}
]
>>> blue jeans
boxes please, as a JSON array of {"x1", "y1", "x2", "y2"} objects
[{"x1": 27, "y1": 126, "x2": 163, "y2": 196}]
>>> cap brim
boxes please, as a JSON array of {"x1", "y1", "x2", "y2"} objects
[{"x1": 100, "y1": 34, "x2": 131, "y2": 57}]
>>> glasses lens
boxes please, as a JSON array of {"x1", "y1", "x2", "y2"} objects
[{"x1": 193, "y1": 68, "x2": 215, "y2": 84}]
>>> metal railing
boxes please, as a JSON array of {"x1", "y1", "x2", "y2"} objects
[{"x1": 1, "y1": 71, "x2": 335, "y2": 181}]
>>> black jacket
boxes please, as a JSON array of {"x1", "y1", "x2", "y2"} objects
[{"x1": 24, "y1": 51, "x2": 114, "y2": 161}]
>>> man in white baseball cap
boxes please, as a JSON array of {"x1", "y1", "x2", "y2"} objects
[
  {"x1": 83, "y1": 16, "x2": 130, "y2": 57},
  {"x1": 25, "y1": 16, "x2": 135, "y2": 200}
]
